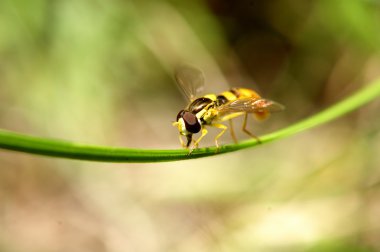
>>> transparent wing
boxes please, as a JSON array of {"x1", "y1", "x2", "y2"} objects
[
  {"x1": 217, "y1": 98, "x2": 285, "y2": 114},
  {"x1": 174, "y1": 64, "x2": 205, "y2": 101}
]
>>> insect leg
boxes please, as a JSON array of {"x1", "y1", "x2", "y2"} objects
[
  {"x1": 219, "y1": 112, "x2": 243, "y2": 144},
  {"x1": 242, "y1": 113, "x2": 261, "y2": 143},
  {"x1": 211, "y1": 123, "x2": 228, "y2": 149},
  {"x1": 219, "y1": 112, "x2": 244, "y2": 121},
  {"x1": 191, "y1": 127, "x2": 208, "y2": 151},
  {"x1": 178, "y1": 135, "x2": 186, "y2": 147},
  {"x1": 229, "y1": 119, "x2": 238, "y2": 143}
]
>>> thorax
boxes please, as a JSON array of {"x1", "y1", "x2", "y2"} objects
[{"x1": 187, "y1": 94, "x2": 217, "y2": 124}]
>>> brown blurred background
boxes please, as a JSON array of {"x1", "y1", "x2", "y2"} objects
[{"x1": 1, "y1": 0, "x2": 380, "y2": 251}]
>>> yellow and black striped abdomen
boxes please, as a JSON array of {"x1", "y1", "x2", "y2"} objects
[
  {"x1": 231, "y1": 88, "x2": 261, "y2": 99},
  {"x1": 216, "y1": 88, "x2": 270, "y2": 120},
  {"x1": 216, "y1": 88, "x2": 261, "y2": 106}
]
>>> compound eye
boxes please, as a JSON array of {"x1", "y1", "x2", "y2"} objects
[{"x1": 182, "y1": 111, "x2": 201, "y2": 133}]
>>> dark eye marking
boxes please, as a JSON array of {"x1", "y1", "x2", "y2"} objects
[
  {"x1": 183, "y1": 111, "x2": 201, "y2": 133},
  {"x1": 188, "y1": 97, "x2": 213, "y2": 114}
]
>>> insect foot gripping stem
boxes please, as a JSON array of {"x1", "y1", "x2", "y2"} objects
[
  {"x1": 211, "y1": 123, "x2": 228, "y2": 153},
  {"x1": 187, "y1": 128, "x2": 208, "y2": 154}
]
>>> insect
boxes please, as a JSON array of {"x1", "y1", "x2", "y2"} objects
[{"x1": 172, "y1": 65, "x2": 284, "y2": 151}]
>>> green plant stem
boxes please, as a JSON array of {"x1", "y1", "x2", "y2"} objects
[{"x1": 1, "y1": 79, "x2": 380, "y2": 162}]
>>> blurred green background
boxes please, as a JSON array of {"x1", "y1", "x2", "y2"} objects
[{"x1": 1, "y1": 0, "x2": 380, "y2": 251}]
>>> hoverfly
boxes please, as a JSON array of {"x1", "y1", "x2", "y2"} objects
[{"x1": 172, "y1": 65, "x2": 284, "y2": 151}]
